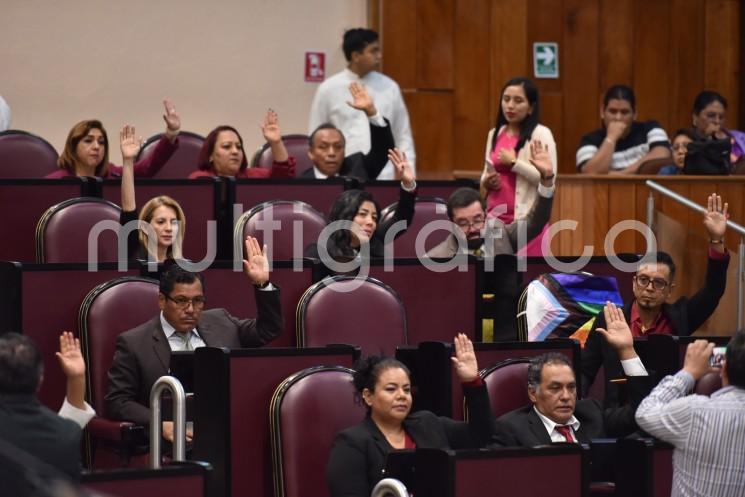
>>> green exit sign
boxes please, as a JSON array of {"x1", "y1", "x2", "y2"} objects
[{"x1": 533, "y1": 42, "x2": 559, "y2": 79}]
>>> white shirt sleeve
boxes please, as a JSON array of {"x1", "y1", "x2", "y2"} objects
[
  {"x1": 620, "y1": 356, "x2": 648, "y2": 376},
  {"x1": 635, "y1": 371, "x2": 696, "y2": 446},
  {"x1": 0, "y1": 95, "x2": 11, "y2": 132},
  {"x1": 58, "y1": 397, "x2": 96, "y2": 428}
]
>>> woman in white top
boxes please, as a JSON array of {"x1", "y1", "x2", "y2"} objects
[{"x1": 480, "y1": 77, "x2": 557, "y2": 256}]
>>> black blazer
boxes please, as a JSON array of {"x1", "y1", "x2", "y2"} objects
[
  {"x1": 581, "y1": 254, "x2": 729, "y2": 406},
  {"x1": 0, "y1": 394, "x2": 82, "y2": 482},
  {"x1": 326, "y1": 384, "x2": 494, "y2": 497},
  {"x1": 492, "y1": 376, "x2": 651, "y2": 447},
  {"x1": 302, "y1": 118, "x2": 394, "y2": 181},
  {"x1": 105, "y1": 287, "x2": 283, "y2": 425}
]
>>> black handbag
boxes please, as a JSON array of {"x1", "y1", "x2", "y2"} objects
[{"x1": 683, "y1": 138, "x2": 731, "y2": 175}]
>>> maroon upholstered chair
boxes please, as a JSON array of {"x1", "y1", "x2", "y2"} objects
[
  {"x1": 270, "y1": 365, "x2": 365, "y2": 497},
  {"x1": 296, "y1": 276, "x2": 407, "y2": 356},
  {"x1": 35, "y1": 197, "x2": 121, "y2": 263},
  {"x1": 476, "y1": 358, "x2": 531, "y2": 418},
  {"x1": 135, "y1": 131, "x2": 205, "y2": 178},
  {"x1": 251, "y1": 134, "x2": 313, "y2": 176},
  {"x1": 78, "y1": 276, "x2": 160, "y2": 468},
  {"x1": 378, "y1": 197, "x2": 450, "y2": 258},
  {"x1": 234, "y1": 200, "x2": 327, "y2": 261},
  {"x1": 0, "y1": 130, "x2": 59, "y2": 178},
  {"x1": 694, "y1": 371, "x2": 723, "y2": 395}
]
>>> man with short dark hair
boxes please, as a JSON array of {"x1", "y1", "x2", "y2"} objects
[
  {"x1": 303, "y1": 82, "x2": 393, "y2": 181},
  {"x1": 493, "y1": 303, "x2": 650, "y2": 447},
  {"x1": 0, "y1": 333, "x2": 82, "y2": 481},
  {"x1": 309, "y1": 28, "x2": 414, "y2": 180},
  {"x1": 105, "y1": 237, "x2": 282, "y2": 441},
  {"x1": 426, "y1": 141, "x2": 555, "y2": 258},
  {"x1": 582, "y1": 194, "x2": 730, "y2": 407},
  {"x1": 636, "y1": 332, "x2": 745, "y2": 496}
]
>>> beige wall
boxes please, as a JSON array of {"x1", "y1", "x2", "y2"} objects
[{"x1": 1, "y1": 0, "x2": 367, "y2": 157}]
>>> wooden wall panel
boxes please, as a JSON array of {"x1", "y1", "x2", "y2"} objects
[
  {"x1": 633, "y1": 0, "x2": 671, "y2": 127},
  {"x1": 379, "y1": 0, "x2": 417, "y2": 89},
  {"x1": 528, "y1": 0, "x2": 563, "y2": 95},
  {"x1": 669, "y1": 0, "x2": 705, "y2": 131},
  {"x1": 405, "y1": 91, "x2": 454, "y2": 172},
  {"x1": 416, "y1": 0, "x2": 454, "y2": 89},
  {"x1": 490, "y1": 0, "x2": 529, "y2": 120},
  {"x1": 454, "y1": 0, "x2": 493, "y2": 171},
  {"x1": 541, "y1": 92, "x2": 564, "y2": 168},
  {"x1": 599, "y1": 0, "x2": 634, "y2": 90},
  {"x1": 705, "y1": 0, "x2": 740, "y2": 126},
  {"x1": 562, "y1": 0, "x2": 600, "y2": 175}
]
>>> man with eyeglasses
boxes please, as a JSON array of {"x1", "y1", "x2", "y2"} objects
[
  {"x1": 105, "y1": 236, "x2": 282, "y2": 442},
  {"x1": 426, "y1": 141, "x2": 556, "y2": 259},
  {"x1": 582, "y1": 194, "x2": 730, "y2": 407}
]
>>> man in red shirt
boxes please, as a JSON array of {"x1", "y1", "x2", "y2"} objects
[{"x1": 581, "y1": 193, "x2": 730, "y2": 406}]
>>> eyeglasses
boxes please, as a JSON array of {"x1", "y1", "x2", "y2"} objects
[
  {"x1": 633, "y1": 275, "x2": 669, "y2": 291},
  {"x1": 165, "y1": 295, "x2": 206, "y2": 309},
  {"x1": 454, "y1": 216, "x2": 485, "y2": 230}
]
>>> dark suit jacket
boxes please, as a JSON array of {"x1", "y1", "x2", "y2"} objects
[
  {"x1": 492, "y1": 376, "x2": 651, "y2": 447},
  {"x1": 581, "y1": 254, "x2": 729, "y2": 406},
  {"x1": 326, "y1": 385, "x2": 494, "y2": 497},
  {"x1": 0, "y1": 394, "x2": 82, "y2": 481},
  {"x1": 105, "y1": 287, "x2": 283, "y2": 425},
  {"x1": 302, "y1": 118, "x2": 394, "y2": 181}
]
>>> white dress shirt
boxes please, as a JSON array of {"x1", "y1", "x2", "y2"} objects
[
  {"x1": 58, "y1": 398, "x2": 96, "y2": 428},
  {"x1": 309, "y1": 68, "x2": 415, "y2": 179},
  {"x1": 636, "y1": 371, "x2": 745, "y2": 497},
  {"x1": 160, "y1": 312, "x2": 206, "y2": 351},
  {"x1": 0, "y1": 95, "x2": 11, "y2": 132}
]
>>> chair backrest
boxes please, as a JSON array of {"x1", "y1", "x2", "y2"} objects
[
  {"x1": 136, "y1": 131, "x2": 205, "y2": 178},
  {"x1": 0, "y1": 130, "x2": 59, "y2": 178},
  {"x1": 694, "y1": 371, "x2": 723, "y2": 395},
  {"x1": 251, "y1": 134, "x2": 313, "y2": 176},
  {"x1": 297, "y1": 276, "x2": 407, "y2": 355},
  {"x1": 78, "y1": 277, "x2": 160, "y2": 414},
  {"x1": 234, "y1": 200, "x2": 327, "y2": 261},
  {"x1": 35, "y1": 197, "x2": 122, "y2": 263},
  {"x1": 270, "y1": 365, "x2": 365, "y2": 497},
  {"x1": 378, "y1": 197, "x2": 450, "y2": 258},
  {"x1": 477, "y1": 358, "x2": 531, "y2": 418}
]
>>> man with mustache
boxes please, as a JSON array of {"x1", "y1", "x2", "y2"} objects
[{"x1": 426, "y1": 140, "x2": 555, "y2": 259}]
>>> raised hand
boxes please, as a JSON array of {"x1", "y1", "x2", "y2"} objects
[
  {"x1": 119, "y1": 125, "x2": 142, "y2": 162},
  {"x1": 451, "y1": 333, "x2": 478, "y2": 382},
  {"x1": 56, "y1": 331, "x2": 85, "y2": 379},
  {"x1": 388, "y1": 148, "x2": 415, "y2": 189},
  {"x1": 347, "y1": 81, "x2": 377, "y2": 117},
  {"x1": 162, "y1": 98, "x2": 181, "y2": 136},
  {"x1": 260, "y1": 109, "x2": 282, "y2": 144},
  {"x1": 596, "y1": 302, "x2": 634, "y2": 358},
  {"x1": 703, "y1": 193, "x2": 728, "y2": 241},
  {"x1": 528, "y1": 139, "x2": 554, "y2": 180},
  {"x1": 243, "y1": 236, "x2": 270, "y2": 286}
]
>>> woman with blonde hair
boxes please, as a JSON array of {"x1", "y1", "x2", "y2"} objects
[
  {"x1": 119, "y1": 125, "x2": 186, "y2": 262},
  {"x1": 46, "y1": 100, "x2": 180, "y2": 178}
]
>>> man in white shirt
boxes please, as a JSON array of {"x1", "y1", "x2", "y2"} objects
[
  {"x1": 309, "y1": 28, "x2": 415, "y2": 180},
  {"x1": 635, "y1": 333, "x2": 745, "y2": 497},
  {"x1": 493, "y1": 303, "x2": 651, "y2": 446}
]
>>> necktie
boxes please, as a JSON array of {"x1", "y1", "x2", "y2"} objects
[
  {"x1": 179, "y1": 331, "x2": 193, "y2": 351},
  {"x1": 555, "y1": 425, "x2": 574, "y2": 443}
]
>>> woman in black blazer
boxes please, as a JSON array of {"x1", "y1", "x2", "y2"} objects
[{"x1": 326, "y1": 334, "x2": 494, "y2": 497}]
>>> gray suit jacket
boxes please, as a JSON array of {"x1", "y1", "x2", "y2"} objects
[
  {"x1": 425, "y1": 191, "x2": 554, "y2": 259},
  {"x1": 105, "y1": 287, "x2": 282, "y2": 425}
]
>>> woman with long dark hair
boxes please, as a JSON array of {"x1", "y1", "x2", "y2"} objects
[{"x1": 480, "y1": 77, "x2": 556, "y2": 256}]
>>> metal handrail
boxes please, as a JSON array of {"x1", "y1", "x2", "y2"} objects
[
  {"x1": 646, "y1": 180, "x2": 744, "y2": 329},
  {"x1": 370, "y1": 478, "x2": 409, "y2": 497},
  {"x1": 149, "y1": 376, "x2": 187, "y2": 469}
]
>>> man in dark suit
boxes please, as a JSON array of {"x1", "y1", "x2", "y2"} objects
[
  {"x1": 582, "y1": 193, "x2": 730, "y2": 407},
  {"x1": 493, "y1": 303, "x2": 651, "y2": 447},
  {"x1": 105, "y1": 236, "x2": 283, "y2": 442},
  {"x1": 0, "y1": 333, "x2": 82, "y2": 482},
  {"x1": 302, "y1": 81, "x2": 394, "y2": 181}
]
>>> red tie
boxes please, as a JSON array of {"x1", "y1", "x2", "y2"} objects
[{"x1": 555, "y1": 425, "x2": 574, "y2": 443}]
